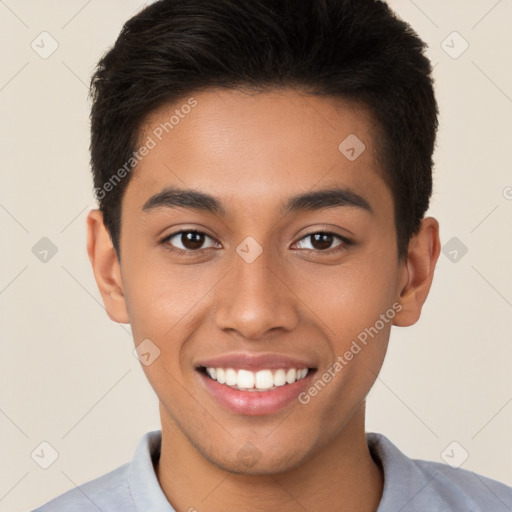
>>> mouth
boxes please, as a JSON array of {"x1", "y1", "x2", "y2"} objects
[
  {"x1": 198, "y1": 366, "x2": 311, "y2": 391},
  {"x1": 194, "y1": 354, "x2": 317, "y2": 416}
]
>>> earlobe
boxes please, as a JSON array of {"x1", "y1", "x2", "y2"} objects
[
  {"x1": 86, "y1": 209, "x2": 130, "y2": 324},
  {"x1": 393, "y1": 217, "x2": 441, "y2": 327}
]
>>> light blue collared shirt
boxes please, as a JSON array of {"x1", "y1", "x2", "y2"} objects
[{"x1": 32, "y1": 429, "x2": 512, "y2": 511}]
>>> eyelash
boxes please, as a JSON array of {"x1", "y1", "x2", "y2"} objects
[{"x1": 160, "y1": 229, "x2": 353, "y2": 256}]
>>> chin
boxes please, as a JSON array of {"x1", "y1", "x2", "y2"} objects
[{"x1": 203, "y1": 445, "x2": 309, "y2": 476}]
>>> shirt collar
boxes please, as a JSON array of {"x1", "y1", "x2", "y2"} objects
[
  {"x1": 128, "y1": 429, "x2": 453, "y2": 511},
  {"x1": 367, "y1": 432, "x2": 467, "y2": 511},
  {"x1": 129, "y1": 430, "x2": 176, "y2": 511}
]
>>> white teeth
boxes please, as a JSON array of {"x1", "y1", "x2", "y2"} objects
[
  {"x1": 216, "y1": 368, "x2": 226, "y2": 384},
  {"x1": 237, "y1": 369, "x2": 255, "y2": 389},
  {"x1": 285, "y1": 368, "x2": 297, "y2": 384},
  {"x1": 255, "y1": 370, "x2": 274, "y2": 390},
  {"x1": 225, "y1": 368, "x2": 237, "y2": 386},
  {"x1": 273, "y1": 369, "x2": 286, "y2": 386},
  {"x1": 204, "y1": 367, "x2": 310, "y2": 390}
]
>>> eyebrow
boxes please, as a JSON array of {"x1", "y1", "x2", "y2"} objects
[{"x1": 142, "y1": 186, "x2": 373, "y2": 216}]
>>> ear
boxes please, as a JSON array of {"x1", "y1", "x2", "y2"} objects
[
  {"x1": 86, "y1": 209, "x2": 130, "y2": 324},
  {"x1": 393, "y1": 217, "x2": 441, "y2": 327}
]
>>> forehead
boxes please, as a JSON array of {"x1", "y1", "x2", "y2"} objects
[{"x1": 126, "y1": 88, "x2": 391, "y2": 217}]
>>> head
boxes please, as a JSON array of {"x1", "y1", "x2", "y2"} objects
[{"x1": 87, "y1": 0, "x2": 440, "y2": 475}]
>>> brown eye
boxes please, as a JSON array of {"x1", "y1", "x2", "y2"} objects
[
  {"x1": 310, "y1": 233, "x2": 335, "y2": 250},
  {"x1": 180, "y1": 231, "x2": 205, "y2": 250},
  {"x1": 163, "y1": 230, "x2": 218, "y2": 252},
  {"x1": 294, "y1": 231, "x2": 351, "y2": 252}
]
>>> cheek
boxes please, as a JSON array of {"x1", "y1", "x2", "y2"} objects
[
  {"x1": 304, "y1": 251, "x2": 399, "y2": 404},
  {"x1": 311, "y1": 258, "x2": 398, "y2": 342},
  {"x1": 303, "y1": 266, "x2": 395, "y2": 424},
  {"x1": 122, "y1": 251, "x2": 212, "y2": 337},
  {"x1": 122, "y1": 258, "x2": 221, "y2": 396}
]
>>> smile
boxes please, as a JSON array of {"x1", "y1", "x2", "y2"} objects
[{"x1": 203, "y1": 367, "x2": 309, "y2": 391}]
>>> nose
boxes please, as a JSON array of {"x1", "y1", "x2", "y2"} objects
[{"x1": 213, "y1": 246, "x2": 300, "y2": 340}]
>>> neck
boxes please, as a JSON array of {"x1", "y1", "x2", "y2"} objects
[{"x1": 155, "y1": 406, "x2": 383, "y2": 512}]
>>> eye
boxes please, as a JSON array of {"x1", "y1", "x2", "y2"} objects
[
  {"x1": 161, "y1": 229, "x2": 352, "y2": 255},
  {"x1": 162, "y1": 230, "x2": 220, "y2": 253},
  {"x1": 293, "y1": 231, "x2": 352, "y2": 252}
]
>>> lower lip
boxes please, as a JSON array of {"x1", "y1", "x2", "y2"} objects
[{"x1": 198, "y1": 370, "x2": 315, "y2": 416}]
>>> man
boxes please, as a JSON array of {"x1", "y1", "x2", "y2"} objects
[{"x1": 32, "y1": 0, "x2": 512, "y2": 510}]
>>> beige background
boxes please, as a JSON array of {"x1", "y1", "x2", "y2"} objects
[{"x1": 1, "y1": 1, "x2": 511, "y2": 510}]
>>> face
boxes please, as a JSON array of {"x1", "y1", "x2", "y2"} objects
[{"x1": 114, "y1": 88, "x2": 409, "y2": 473}]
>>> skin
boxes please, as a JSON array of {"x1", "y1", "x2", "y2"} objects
[{"x1": 87, "y1": 88, "x2": 440, "y2": 512}]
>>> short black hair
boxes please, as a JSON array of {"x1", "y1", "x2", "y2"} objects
[{"x1": 89, "y1": 0, "x2": 438, "y2": 261}]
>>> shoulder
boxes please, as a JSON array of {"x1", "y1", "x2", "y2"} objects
[
  {"x1": 413, "y1": 457, "x2": 512, "y2": 510},
  {"x1": 367, "y1": 433, "x2": 512, "y2": 512},
  {"x1": 30, "y1": 429, "x2": 165, "y2": 512},
  {"x1": 30, "y1": 462, "x2": 133, "y2": 511}
]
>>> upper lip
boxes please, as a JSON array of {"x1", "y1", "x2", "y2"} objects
[{"x1": 195, "y1": 352, "x2": 316, "y2": 371}]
